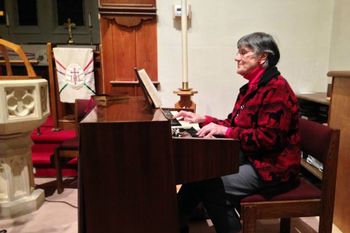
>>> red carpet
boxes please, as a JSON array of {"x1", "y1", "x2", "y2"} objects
[{"x1": 31, "y1": 116, "x2": 77, "y2": 177}]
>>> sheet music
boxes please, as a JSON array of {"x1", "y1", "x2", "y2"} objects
[
  {"x1": 137, "y1": 69, "x2": 162, "y2": 108},
  {"x1": 136, "y1": 68, "x2": 200, "y2": 132}
]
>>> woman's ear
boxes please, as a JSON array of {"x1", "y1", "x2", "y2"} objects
[{"x1": 260, "y1": 53, "x2": 268, "y2": 65}]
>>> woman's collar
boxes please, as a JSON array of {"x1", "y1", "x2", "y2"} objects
[{"x1": 243, "y1": 66, "x2": 266, "y2": 85}]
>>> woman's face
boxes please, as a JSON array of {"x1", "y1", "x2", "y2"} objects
[{"x1": 235, "y1": 46, "x2": 266, "y2": 76}]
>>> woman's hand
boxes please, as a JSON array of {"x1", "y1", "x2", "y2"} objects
[
  {"x1": 197, "y1": 123, "x2": 228, "y2": 138},
  {"x1": 174, "y1": 110, "x2": 206, "y2": 123}
]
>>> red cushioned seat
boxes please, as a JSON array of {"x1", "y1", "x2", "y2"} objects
[
  {"x1": 241, "y1": 179, "x2": 321, "y2": 203},
  {"x1": 31, "y1": 116, "x2": 76, "y2": 178},
  {"x1": 31, "y1": 128, "x2": 76, "y2": 144},
  {"x1": 31, "y1": 143, "x2": 78, "y2": 177},
  {"x1": 32, "y1": 143, "x2": 59, "y2": 165},
  {"x1": 34, "y1": 167, "x2": 77, "y2": 177}
]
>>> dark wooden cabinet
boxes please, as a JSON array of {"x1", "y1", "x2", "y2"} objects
[
  {"x1": 297, "y1": 93, "x2": 329, "y2": 193},
  {"x1": 297, "y1": 92, "x2": 329, "y2": 124}
]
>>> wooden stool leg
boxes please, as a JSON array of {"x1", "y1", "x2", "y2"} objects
[
  {"x1": 242, "y1": 206, "x2": 257, "y2": 233},
  {"x1": 280, "y1": 218, "x2": 291, "y2": 233},
  {"x1": 55, "y1": 147, "x2": 64, "y2": 194},
  {"x1": 319, "y1": 214, "x2": 333, "y2": 233}
]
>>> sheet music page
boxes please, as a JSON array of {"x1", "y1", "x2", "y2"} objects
[{"x1": 137, "y1": 69, "x2": 162, "y2": 108}]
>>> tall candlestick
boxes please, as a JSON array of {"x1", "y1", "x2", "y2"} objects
[
  {"x1": 181, "y1": 0, "x2": 188, "y2": 88},
  {"x1": 88, "y1": 12, "x2": 92, "y2": 28},
  {"x1": 6, "y1": 13, "x2": 9, "y2": 27}
]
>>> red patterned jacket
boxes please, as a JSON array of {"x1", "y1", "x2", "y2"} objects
[{"x1": 203, "y1": 67, "x2": 300, "y2": 183}]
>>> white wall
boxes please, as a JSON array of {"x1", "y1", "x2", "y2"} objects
[
  {"x1": 329, "y1": 0, "x2": 350, "y2": 70},
  {"x1": 157, "y1": 0, "x2": 334, "y2": 118}
]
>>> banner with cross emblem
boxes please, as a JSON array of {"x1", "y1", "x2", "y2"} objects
[{"x1": 53, "y1": 47, "x2": 96, "y2": 103}]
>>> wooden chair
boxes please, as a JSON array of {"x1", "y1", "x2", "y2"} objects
[
  {"x1": 54, "y1": 98, "x2": 96, "y2": 194},
  {"x1": 47, "y1": 42, "x2": 102, "y2": 130},
  {"x1": 240, "y1": 118, "x2": 340, "y2": 233},
  {"x1": 0, "y1": 38, "x2": 39, "y2": 79}
]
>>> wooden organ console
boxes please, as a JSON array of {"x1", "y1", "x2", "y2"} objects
[{"x1": 78, "y1": 96, "x2": 240, "y2": 233}]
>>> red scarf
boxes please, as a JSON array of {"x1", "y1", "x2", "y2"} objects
[{"x1": 243, "y1": 66, "x2": 266, "y2": 87}]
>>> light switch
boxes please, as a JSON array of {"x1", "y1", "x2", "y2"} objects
[
  {"x1": 174, "y1": 5, "x2": 182, "y2": 17},
  {"x1": 173, "y1": 4, "x2": 192, "y2": 19}
]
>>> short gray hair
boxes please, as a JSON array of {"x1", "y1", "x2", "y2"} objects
[{"x1": 237, "y1": 32, "x2": 280, "y2": 68}]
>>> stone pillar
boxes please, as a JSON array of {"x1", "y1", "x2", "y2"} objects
[{"x1": 0, "y1": 78, "x2": 50, "y2": 218}]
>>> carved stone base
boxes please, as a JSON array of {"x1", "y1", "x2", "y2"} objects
[
  {"x1": 0, "y1": 133, "x2": 45, "y2": 219},
  {"x1": 0, "y1": 189, "x2": 45, "y2": 219}
]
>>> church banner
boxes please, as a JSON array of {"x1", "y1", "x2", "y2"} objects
[{"x1": 53, "y1": 47, "x2": 96, "y2": 103}]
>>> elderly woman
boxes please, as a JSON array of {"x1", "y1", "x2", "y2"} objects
[{"x1": 176, "y1": 32, "x2": 300, "y2": 233}]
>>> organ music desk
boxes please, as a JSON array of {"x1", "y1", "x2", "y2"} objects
[{"x1": 78, "y1": 96, "x2": 240, "y2": 233}]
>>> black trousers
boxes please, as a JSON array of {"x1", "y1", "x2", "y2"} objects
[
  {"x1": 177, "y1": 178, "x2": 241, "y2": 233},
  {"x1": 177, "y1": 154, "x2": 263, "y2": 233}
]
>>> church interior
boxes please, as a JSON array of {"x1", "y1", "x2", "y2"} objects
[{"x1": 0, "y1": 0, "x2": 350, "y2": 232}]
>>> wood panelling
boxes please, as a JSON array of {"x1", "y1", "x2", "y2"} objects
[
  {"x1": 99, "y1": 2, "x2": 157, "y2": 96},
  {"x1": 173, "y1": 137, "x2": 240, "y2": 184},
  {"x1": 100, "y1": 18, "x2": 115, "y2": 93},
  {"x1": 79, "y1": 102, "x2": 178, "y2": 233},
  {"x1": 136, "y1": 20, "x2": 157, "y2": 82},
  {"x1": 112, "y1": 24, "x2": 136, "y2": 81}
]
